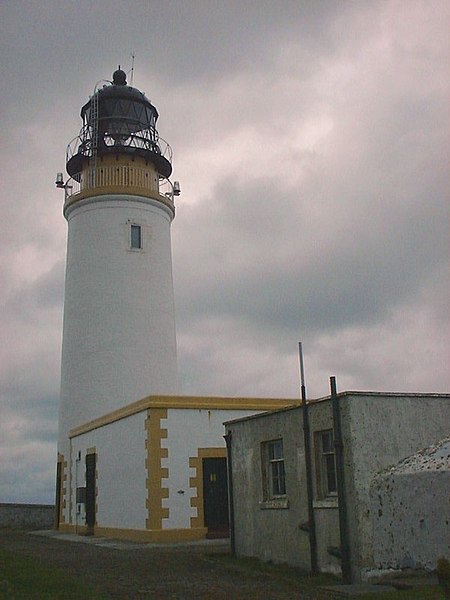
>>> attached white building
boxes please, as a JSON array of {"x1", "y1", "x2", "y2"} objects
[{"x1": 59, "y1": 395, "x2": 293, "y2": 541}]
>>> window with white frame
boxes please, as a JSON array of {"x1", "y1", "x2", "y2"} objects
[
  {"x1": 130, "y1": 223, "x2": 142, "y2": 249},
  {"x1": 262, "y1": 438, "x2": 286, "y2": 499},
  {"x1": 315, "y1": 429, "x2": 337, "y2": 498}
]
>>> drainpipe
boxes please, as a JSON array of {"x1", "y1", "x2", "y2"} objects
[
  {"x1": 330, "y1": 376, "x2": 352, "y2": 583},
  {"x1": 224, "y1": 430, "x2": 236, "y2": 557},
  {"x1": 298, "y1": 342, "x2": 318, "y2": 573}
]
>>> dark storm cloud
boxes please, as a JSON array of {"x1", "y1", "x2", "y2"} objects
[{"x1": 0, "y1": 0, "x2": 350, "y2": 93}]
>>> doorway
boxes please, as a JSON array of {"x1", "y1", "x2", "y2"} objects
[
  {"x1": 55, "y1": 461, "x2": 62, "y2": 529},
  {"x1": 202, "y1": 457, "x2": 229, "y2": 538},
  {"x1": 85, "y1": 452, "x2": 96, "y2": 535}
]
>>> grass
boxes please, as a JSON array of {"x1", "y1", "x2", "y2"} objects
[
  {"x1": 361, "y1": 587, "x2": 444, "y2": 600},
  {"x1": 209, "y1": 552, "x2": 339, "y2": 588},
  {"x1": 209, "y1": 554, "x2": 446, "y2": 599},
  {"x1": 0, "y1": 539, "x2": 445, "y2": 600},
  {"x1": 0, "y1": 549, "x2": 107, "y2": 600}
]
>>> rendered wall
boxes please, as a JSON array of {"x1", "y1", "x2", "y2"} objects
[
  {"x1": 163, "y1": 408, "x2": 260, "y2": 530},
  {"x1": 227, "y1": 402, "x2": 341, "y2": 573},
  {"x1": 68, "y1": 405, "x2": 265, "y2": 537},
  {"x1": 228, "y1": 408, "x2": 309, "y2": 569},
  {"x1": 370, "y1": 439, "x2": 450, "y2": 572},
  {"x1": 59, "y1": 195, "x2": 179, "y2": 467},
  {"x1": 341, "y1": 394, "x2": 450, "y2": 581},
  {"x1": 70, "y1": 411, "x2": 147, "y2": 530}
]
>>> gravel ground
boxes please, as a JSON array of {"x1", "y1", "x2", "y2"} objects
[{"x1": 0, "y1": 529, "x2": 333, "y2": 599}]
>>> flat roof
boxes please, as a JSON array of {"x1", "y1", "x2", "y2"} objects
[
  {"x1": 69, "y1": 394, "x2": 298, "y2": 438},
  {"x1": 223, "y1": 391, "x2": 450, "y2": 426}
]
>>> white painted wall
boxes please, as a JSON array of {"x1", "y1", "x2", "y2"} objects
[
  {"x1": 67, "y1": 406, "x2": 263, "y2": 532},
  {"x1": 58, "y1": 194, "x2": 179, "y2": 493},
  {"x1": 71, "y1": 411, "x2": 147, "y2": 530},
  {"x1": 162, "y1": 409, "x2": 261, "y2": 529}
]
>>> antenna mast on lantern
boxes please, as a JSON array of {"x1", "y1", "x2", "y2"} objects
[{"x1": 130, "y1": 52, "x2": 135, "y2": 86}]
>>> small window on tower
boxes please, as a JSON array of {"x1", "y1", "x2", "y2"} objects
[{"x1": 130, "y1": 224, "x2": 142, "y2": 249}]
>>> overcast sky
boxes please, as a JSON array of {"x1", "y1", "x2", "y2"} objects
[{"x1": 0, "y1": 0, "x2": 448, "y2": 504}]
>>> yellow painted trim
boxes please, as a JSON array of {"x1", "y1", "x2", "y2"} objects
[
  {"x1": 189, "y1": 448, "x2": 227, "y2": 529},
  {"x1": 146, "y1": 409, "x2": 170, "y2": 530},
  {"x1": 58, "y1": 523, "x2": 76, "y2": 534},
  {"x1": 65, "y1": 187, "x2": 174, "y2": 209},
  {"x1": 70, "y1": 395, "x2": 298, "y2": 438},
  {"x1": 58, "y1": 523, "x2": 208, "y2": 543},
  {"x1": 77, "y1": 525, "x2": 88, "y2": 535},
  {"x1": 64, "y1": 154, "x2": 175, "y2": 213},
  {"x1": 58, "y1": 523, "x2": 89, "y2": 536},
  {"x1": 94, "y1": 526, "x2": 208, "y2": 543}
]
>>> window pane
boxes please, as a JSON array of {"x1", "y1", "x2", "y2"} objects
[
  {"x1": 271, "y1": 461, "x2": 286, "y2": 496},
  {"x1": 325, "y1": 454, "x2": 337, "y2": 493},
  {"x1": 322, "y1": 431, "x2": 333, "y2": 453},
  {"x1": 130, "y1": 224, "x2": 142, "y2": 249},
  {"x1": 269, "y1": 440, "x2": 283, "y2": 460}
]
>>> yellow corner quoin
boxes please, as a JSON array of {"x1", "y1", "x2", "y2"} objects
[
  {"x1": 146, "y1": 409, "x2": 169, "y2": 530},
  {"x1": 190, "y1": 448, "x2": 227, "y2": 529},
  {"x1": 69, "y1": 395, "x2": 299, "y2": 439}
]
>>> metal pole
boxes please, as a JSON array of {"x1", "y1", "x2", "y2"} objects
[
  {"x1": 298, "y1": 342, "x2": 318, "y2": 573},
  {"x1": 330, "y1": 376, "x2": 352, "y2": 583},
  {"x1": 224, "y1": 431, "x2": 236, "y2": 557}
]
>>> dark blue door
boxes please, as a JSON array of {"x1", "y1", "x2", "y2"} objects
[{"x1": 203, "y1": 457, "x2": 229, "y2": 536}]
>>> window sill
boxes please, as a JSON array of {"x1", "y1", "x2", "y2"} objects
[
  {"x1": 313, "y1": 498, "x2": 338, "y2": 509},
  {"x1": 259, "y1": 498, "x2": 289, "y2": 510}
]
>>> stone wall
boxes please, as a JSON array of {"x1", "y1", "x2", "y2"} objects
[{"x1": 0, "y1": 503, "x2": 55, "y2": 530}]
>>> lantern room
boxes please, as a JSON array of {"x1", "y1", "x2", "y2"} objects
[{"x1": 65, "y1": 68, "x2": 172, "y2": 195}]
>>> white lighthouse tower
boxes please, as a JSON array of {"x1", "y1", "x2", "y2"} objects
[
  {"x1": 57, "y1": 68, "x2": 179, "y2": 474},
  {"x1": 55, "y1": 69, "x2": 294, "y2": 540}
]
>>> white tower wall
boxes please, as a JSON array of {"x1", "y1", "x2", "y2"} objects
[{"x1": 58, "y1": 194, "x2": 178, "y2": 450}]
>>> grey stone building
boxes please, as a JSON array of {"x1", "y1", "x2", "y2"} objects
[{"x1": 224, "y1": 392, "x2": 450, "y2": 582}]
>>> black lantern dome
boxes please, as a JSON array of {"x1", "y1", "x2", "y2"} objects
[{"x1": 66, "y1": 69, "x2": 172, "y2": 180}]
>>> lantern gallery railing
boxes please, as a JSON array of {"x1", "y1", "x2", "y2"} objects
[
  {"x1": 66, "y1": 132, "x2": 173, "y2": 165},
  {"x1": 64, "y1": 164, "x2": 162, "y2": 200}
]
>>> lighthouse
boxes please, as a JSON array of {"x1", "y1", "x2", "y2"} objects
[
  {"x1": 55, "y1": 69, "x2": 294, "y2": 540},
  {"x1": 57, "y1": 68, "x2": 179, "y2": 464}
]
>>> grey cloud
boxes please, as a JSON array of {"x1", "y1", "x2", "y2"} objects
[
  {"x1": 174, "y1": 169, "x2": 447, "y2": 334},
  {"x1": 0, "y1": 0, "x2": 448, "y2": 503}
]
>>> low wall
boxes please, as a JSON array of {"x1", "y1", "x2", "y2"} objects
[{"x1": 0, "y1": 503, "x2": 55, "y2": 530}]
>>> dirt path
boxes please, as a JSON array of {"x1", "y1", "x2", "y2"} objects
[{"x1": 0, "y1": 530, "x2": 331, "y2": 599}]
